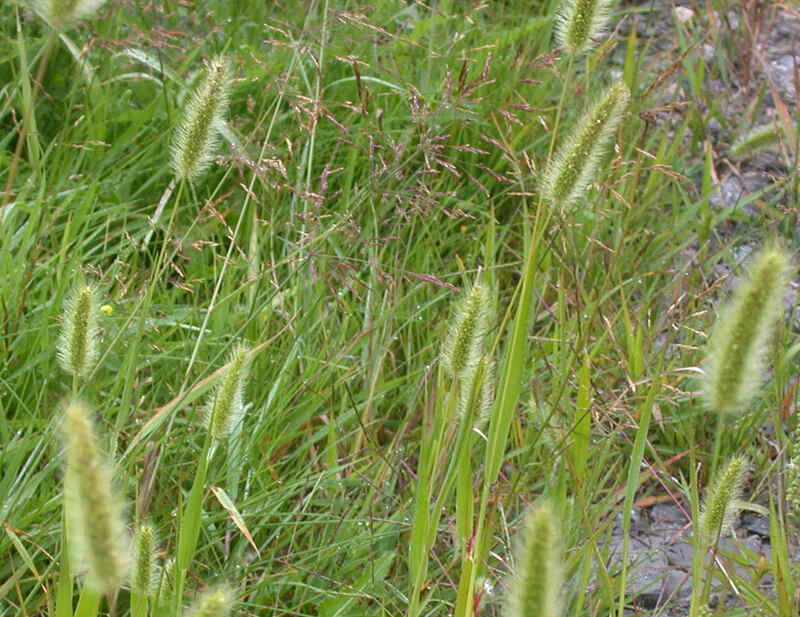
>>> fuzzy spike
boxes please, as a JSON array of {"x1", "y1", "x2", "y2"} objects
[
  {"x1": 57, "y1": 282, "x2": 100, "y2": 379},
  {"x1": 62, "y1": 400, "x2": 127, "y2": 595},
  {"x1": 702, "y1": 245, "x2": 792, "y2": 415},
  {"x1": 156, "y1": 557, "x2": 175, "y2": 608},
  {"x1": 38, "y1": 0, "x2": 107, "y2": 27},
  {"x1": 506, "y1": 501, "x2": 562, "y2": 617},
  {"x1": 205, "y1": 345, "x2": 250, "y2": 440},
  {"x1": 441, "y1": 280, "x2": 491, "y2": 378},
  {"x1": 730, "y1": 123, "x2": 784, "y2": 160},
  {"x1": 132, "y1": 523, "x2": 156, "y2": 597},
  {"x1": 540, "y1": 81, "x2": 630, "y2": 214},
  {"x1": 457, "y1": 356, "x2": 496, "y2": 429},
  {"x1": 555, "y1": 0, "x2": 615, "y2": 56},
  {"x1": 699, "y1": 455, "x2": 749, "y2": 546},
  {"x1": 171, "y1": 56, "x2": 232, "y2": 182},
  {"x1": 185, "y1": 585, "x2": 235, "y2": 617}
]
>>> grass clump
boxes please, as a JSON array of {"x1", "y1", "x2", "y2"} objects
[{"x1": 3, "y1": 1, "x2": 800, "y2": 616}]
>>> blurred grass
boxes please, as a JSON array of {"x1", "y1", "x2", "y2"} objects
[{"x1": 1, "y1": 0, "x2": 798, "y2": 616}]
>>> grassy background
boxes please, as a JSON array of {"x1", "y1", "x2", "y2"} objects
[{"x1": 1, "y1": 0, "x2": 798, "y2": 615}]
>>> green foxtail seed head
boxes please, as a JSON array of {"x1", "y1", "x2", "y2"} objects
[
  {"x1": 787, "y1": 458, "x2": 800, "y2": 525},
  {"x1": 555, "y1": 0, "x2": 615, "y2": 56},
  {"x1": 62, "y1": 400, "x2": 127, "y2": 595},
  {"x1": 156, "y1": 557, "x2": 175, "y2": 608},
  {"x1": 205, "y1": 344, "x2": 250, "y2": 440},
  {"x1": 540, "y1": 81, "x2": 630, "y2": 214},
  {"x1": 698, "y1": 455, "x2": 748, "y2": 547},
  {"x1": 132, "y1": 523, "x2": 156, "y2": 597},
  {"x1": 477, "y1": 357, "x2": 495, "y2": 429},
  {"x1": 441, "y1": 279, "x2": 491, "y2": 378},
  {"x1": 171, "y1": 56, "x2": 231, "y2": 182},
  {"x1": 457, "y1": 356, "x2": 495, "y2": 430},
  {"x1": 506, "y1": 501, "x2": 563, "y2": 617},
  {"x1": 730, "y1": 122, "x2": 785, "y2": 160},
  {"x1": 185, "y1": 585, "x2": 234, "y2": 617},
  {"x1": 57, "y1": 282, "x2": 99, "y2": 379},
  {"x1": 38, "y1": 0, "x2": 107, "y2": 27},
  {"x1": 702, "y1": 245, "x2": 791, "y2": 415},
  {"x1": 786, "y1": 432, "x2": 800, "y2": 525}
]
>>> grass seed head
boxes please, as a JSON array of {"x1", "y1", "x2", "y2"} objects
[
  {"x1": 457, "y1": 356, "x2": 496, "y2": 429},
  {"x1": 132, "y1": 523, "x2": 156, "y2": 597},
  {"x1": 441, "y1": 279, "x2": 491, "y2": 378},
  {"x1": 38, "y1": 0, "x2": 107, "y2": 27},
  {"x1": 186, "y1": 585, "x2": 235, "y2": 617},
  {"x1": 506, "y1": 500, "x2": 562, "y2": 617},
  {"x1": 699, "y1": 455, "x2": 749, "y2": 547},
  {"x1": 57, "y1": 282, "x2": 99, "y2": 379},
  {"x1": 540, "y1": 81, "x2": 630, "y2": 214},
  {"x1": 156, "y1": 557, "x2": 176, "y2": 608},
  {"x1": 205, "y1": 344, "x2": 251, "y2": 440},
  {"x1": 171, "y1": 56, "x2": 231, "y2": 182},
  {"x1": 787, "y1": 458, "x2": 800, "y2": 526},
  {"x1": 730, "y1": 122, "x2": 785, "y2": 160},
  {"x1": 62, "y1": 400, "x2": 127, "y2": 595},
  {"x1": 477, "y1": 357, "x2": 496, "y2": 428},
  {"x1": 555, "y1": 0, "x2": 615, "y2": 56},
  {"x1": 702, "y1": 245, "x2": 792, "y2": 415}
]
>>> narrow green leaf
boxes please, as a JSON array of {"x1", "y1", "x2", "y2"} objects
[
  {"x1": 615, "y1": 371, "x2": 658, "y2": 617},
  {"x1": 572, "y1": 353, "x2": 591, "y2": 485}
]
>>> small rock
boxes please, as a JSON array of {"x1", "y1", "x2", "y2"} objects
[
  {"x1": 649, "y1": 503, "x2": 688, "y2": 530},
  {"x1": 661, "y1": 569, "x2": 692, "y2": 601},
  {"x1": 664, "y1": 541, "x2": 694, "y2": 569}
]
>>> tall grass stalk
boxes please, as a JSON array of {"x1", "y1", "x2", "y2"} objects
[
  {"x1": 453, "y1": 202, "x2": 551, "y2": 617},
  {"x1": 174, "y1": 345, "x2": 249, "y2": 614}
]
